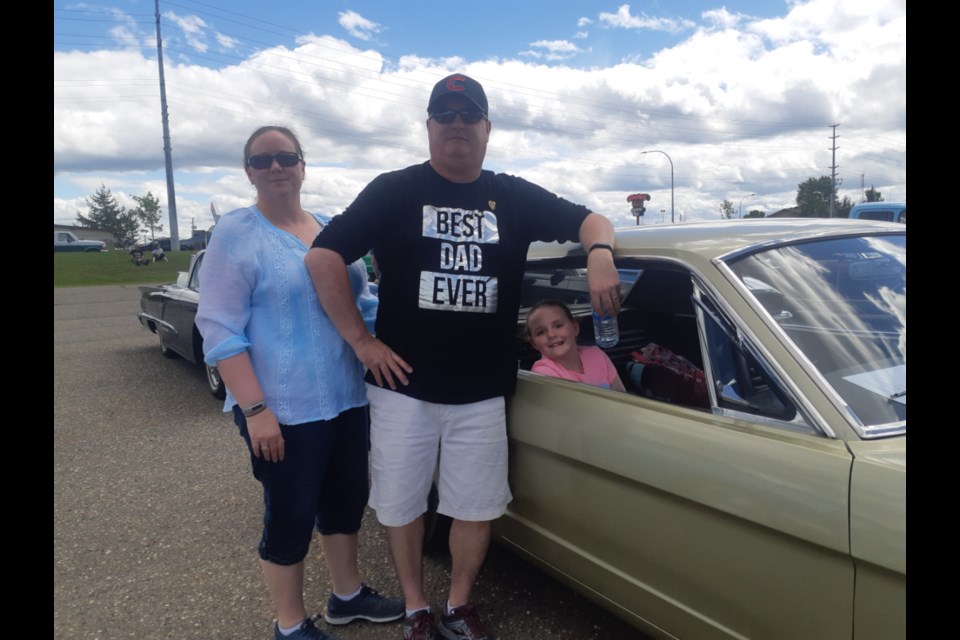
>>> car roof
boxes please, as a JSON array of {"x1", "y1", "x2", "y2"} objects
[{"x1": 527, "y1": 218, "x2": 905, "y2": 262}]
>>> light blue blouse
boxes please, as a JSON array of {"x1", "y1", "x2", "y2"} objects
[{"x1": 196, "y1": 205, "x2": 377, "y2": 424}]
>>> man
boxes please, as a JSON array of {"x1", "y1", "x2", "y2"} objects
[{"x1": 305, "y1": 73, "x2": 619, "y2": 640}]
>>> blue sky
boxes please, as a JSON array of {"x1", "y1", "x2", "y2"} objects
[{"x1": 54, "y1": 0, "x2": 906, "y2": 235}]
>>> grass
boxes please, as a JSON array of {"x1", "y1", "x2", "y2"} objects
[{"x1": 54, "y1": 250, "x2": 197, "y2": 287}]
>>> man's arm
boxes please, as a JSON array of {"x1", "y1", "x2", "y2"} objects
[
  {"x1": 578, "y1": 213, "x2": 621, "y2": 316},
  {"x1": 304, "y1": 247, "x2": 412, "y2": 389}
]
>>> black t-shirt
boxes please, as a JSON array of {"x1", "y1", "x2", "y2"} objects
[{"x1": 315, "y1": 161, "x2": 589, "y2": 403}]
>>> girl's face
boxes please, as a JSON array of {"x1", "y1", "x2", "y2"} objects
[{"x1": 527, "y1": 305, "x2": 579, "y2": 361}]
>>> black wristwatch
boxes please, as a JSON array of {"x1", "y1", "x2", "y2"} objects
[
  {"x1": 588, "y1": 243, "x2": 614, "y2": 256},
  {"x1": 241, "y1": 401, "x2": 267, "y2": 418}
]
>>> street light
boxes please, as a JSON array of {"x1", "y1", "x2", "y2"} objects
[
  {"x1": 641, "y1": 150, "x2": 674, "y2": 224},
  {"x1": 739, "y1": 193, "x2": 756, "y2": 219}
]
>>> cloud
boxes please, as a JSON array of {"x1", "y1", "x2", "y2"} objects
[
  {"x1": 577, "y1": 17, "x2": 593, "y2": 27},
  {"x1": 598, "y1": 4, "x2": 696, "y2": 33},
  {"x1": 574, "y1": 31, "x2": 589, "y2": 40},
  {"x1": 164, "y1": 12, "x2": 210, "y2": 53},
  {"x1": 338, "y1": 10, "x2": 382, "y2": 42},
  {"x1": 214, "y1": 32, "x2": 240, "y2": 51},
  {"x1": 53, "y1": 0, "x2": 906, "y2": 232},
  {"x1": 702, "y1": 8, "x2": 743, "y2": 30},
  {"x1": 526, "y1": 40, "x2": 586, "y2": 61}
]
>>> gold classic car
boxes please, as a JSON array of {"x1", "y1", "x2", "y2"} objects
[{"x1": 494, "y1": 218, "x2": 905, "y2": 640}]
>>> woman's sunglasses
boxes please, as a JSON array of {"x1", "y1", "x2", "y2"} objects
[
  {"x1": 247, "y1": 152, "x2": 303, "y2": 170},
  {"x1": 430, "y1": 109, "x2": 487, "y2": 125}
]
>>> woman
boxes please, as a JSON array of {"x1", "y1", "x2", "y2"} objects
[{"x1": 196, "y1": 126, "x2": 402, "y2": 640}]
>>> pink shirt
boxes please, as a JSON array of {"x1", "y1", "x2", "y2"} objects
[{"x1": 532, "y1": 346, "x2": 619, "y2": 389}]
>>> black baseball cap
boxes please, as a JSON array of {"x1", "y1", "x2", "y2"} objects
[{"x1": 427, "y1": 73, "x2": 488, "y2": 115}]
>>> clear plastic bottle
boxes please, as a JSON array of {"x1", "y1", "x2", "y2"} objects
[{"x1": 592, "y1": 311, "x2": 620, "y2": 348}]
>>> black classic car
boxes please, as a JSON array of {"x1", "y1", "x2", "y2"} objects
[{"x1": 137, "y1": 250, "x2": 225, "y2": 399}]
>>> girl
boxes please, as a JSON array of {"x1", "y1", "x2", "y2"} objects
[{"x1": 526, "y1": 299, "x2": 626, "y2": 391}]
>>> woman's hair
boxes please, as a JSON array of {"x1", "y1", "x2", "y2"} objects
[
  {"x1": 523, "y1": 299, "x2": 576, "y2": 339},
  {"x1": 243, "y1": 125, "x2": 305, "y2": 166}
]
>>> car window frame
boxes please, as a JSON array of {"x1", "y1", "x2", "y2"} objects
[{"x1": 518, "y1": 253, "x2": 828, "y2": 437}]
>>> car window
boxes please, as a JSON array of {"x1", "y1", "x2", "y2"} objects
[
  {"x1": 189, "y1": 253, "x2": 203, "y2": 291},
  {"x1": 518, "y1": 257, "x2": 812, "y2": 430},
  {"x1": 696, "y1": 295, "x2": 799, "y2": 423},
  {"x1": 725, "y1": 233, "x2": 906, "y2": 435},
  {"x1": 858, "y1": 210, "x2": 894, "y2": 222}
]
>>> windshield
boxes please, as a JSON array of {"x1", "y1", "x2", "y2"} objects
[{"x1": 726, "y1": 233, "x2": 906, "y2": 434}]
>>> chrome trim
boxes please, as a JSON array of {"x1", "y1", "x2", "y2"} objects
[
  {"x1": 137, "y1": 312, "x2": 178, "y2": 336},
  {"x1": 716, "y1": 229, "x2": 904, "y2": 264}
]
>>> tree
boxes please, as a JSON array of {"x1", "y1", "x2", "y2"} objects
[
  {"x1": 795, "y1": 176, "x2": 840, "y2": 218},
  {"x1": 76, "y1": 184, "x2": 141, "y2": 248},
  {"x1": 836, "y1": 195, "x2": 853, "y2": 219},
  {"x1": 864, "y1": 186, "x2": 883, "y2": 202},
  {"x1": 745, "y1": 209, "x2": 765, "y2": 218},
  {"x1": 720, "y1": 199, "x2": 735, "y2": 219},
  {"x1": 132, "y1": 192, "x2": 164, "y2": 240}
]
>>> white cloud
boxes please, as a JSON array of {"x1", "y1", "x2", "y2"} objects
[
  {"x1": 214, "y1": 32, "x2": 240, "y2": 51},
  {"x1": 53, "y1": 0, "x2": 906, "y2": 232},
  {"x1": 577, "y1": 17, "x2": 593, "y2": 27},
  {"x1": 527, "y1": 40, "x2": 585, "y2": 60},
  {"x1": 702, "y1": 8, "x2": 742, "y2": 30},
  {"x1": 338, "y1": 10, "x2": 382, "y2": 42},
  {"x1": 164, "y1": 12, "x2": 210, "y2": 53},
  {"x1": 598, "y1": 4, "x2": 696, "y2": 33},
  {"x1": 574, "y1": 31, "x2": 589, "y2": 40}
]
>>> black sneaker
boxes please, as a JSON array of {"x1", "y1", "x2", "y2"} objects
[
  {"x1": 437, "y1": 604, "x2": 490, "y2": 640},
  {"x1": 274, "y1": 615, "x2": 340, "y2": 640},
  {"x1": 403, "y1": 610, "x2": 437, "y2": 640},
  {"x1": 324, "y1": 583, "x2": 405, "y2": 625}
]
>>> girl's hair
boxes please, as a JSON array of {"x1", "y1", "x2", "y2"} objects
[
  {"x1": 523, "y1": 299, "x2": 577, "y2": 338},
  {"x1": 243, "y1": 125, "x2": 305, "y2": 166}
]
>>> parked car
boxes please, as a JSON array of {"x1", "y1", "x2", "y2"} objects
[
  {"x1": 137, "y1": 250, "x2": 225, "y2": 399},
  {"x1": 54, "y1": 230, "x2": 106, "y2": 252},
  {"x1": 430, "y1": 218, "x2": 905, "y2": 640},
  {"x1": 137, "y1": 220, "x2": 906, "y2": 639}
]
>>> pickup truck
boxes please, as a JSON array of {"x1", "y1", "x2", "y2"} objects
[
  {"x1": 54, "y1": 231, "x2": 106, "y2": 252},
  {"x1": 137, "y1": 250, "x2": 225, "y2": 399},
  {"x1": 848, "y1": 202, "x2": 906, "y2": 223}
]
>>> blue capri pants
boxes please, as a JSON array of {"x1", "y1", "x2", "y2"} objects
[{"x1": 232, "y1": 404, "x2": 370, "y2": 566}]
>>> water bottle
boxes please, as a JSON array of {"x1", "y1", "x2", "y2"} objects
[{"x1": 592, "y1": 311, "x2": 619, "y2": 348}]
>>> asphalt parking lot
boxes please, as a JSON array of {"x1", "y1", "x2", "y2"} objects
[{"x1": 53, "y1": 284, "x2": 650, "y2": 640}]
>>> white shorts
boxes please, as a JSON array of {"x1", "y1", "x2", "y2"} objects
[{"x1": 366, "y1": 384, "x2": 513, "y2": 527}]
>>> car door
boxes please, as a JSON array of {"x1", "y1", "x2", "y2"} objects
[
  {"x1": 160, "y1": 253, "x2": 203, "y2": 362},
  {"x1": 499, "y1": 258, "x2": 857, "y2": 640}
]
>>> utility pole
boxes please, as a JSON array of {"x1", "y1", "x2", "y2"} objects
[
  {"x1": 829, "y1": 124, "x2": 840, "y2": 218},
  {"x1": 155, "y1": 0, "x2": 179, "y2": 250}
]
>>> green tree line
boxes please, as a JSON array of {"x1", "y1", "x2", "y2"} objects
[
  {"x1": 721, "y1": 178, "x2": 885, "y2": 219},
  {"x1": 75, "y1": 185, "x2": 164, "y2": 248}
]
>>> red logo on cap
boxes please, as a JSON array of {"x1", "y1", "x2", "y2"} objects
[{"x1": 446, "y1": 75, "x2": 467, "y2": 92}]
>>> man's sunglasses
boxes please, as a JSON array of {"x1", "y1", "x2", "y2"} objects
[
  {"x1": 247, "y1": 152, "x2": 303, "y2": 170},
  {"x1": 430, "y1": 109, "x2": 487, "y2": 125}
]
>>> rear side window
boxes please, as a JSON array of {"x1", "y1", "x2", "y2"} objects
[{"x1": 857, "y1": 210, "x2": 894, "y2": 221}]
